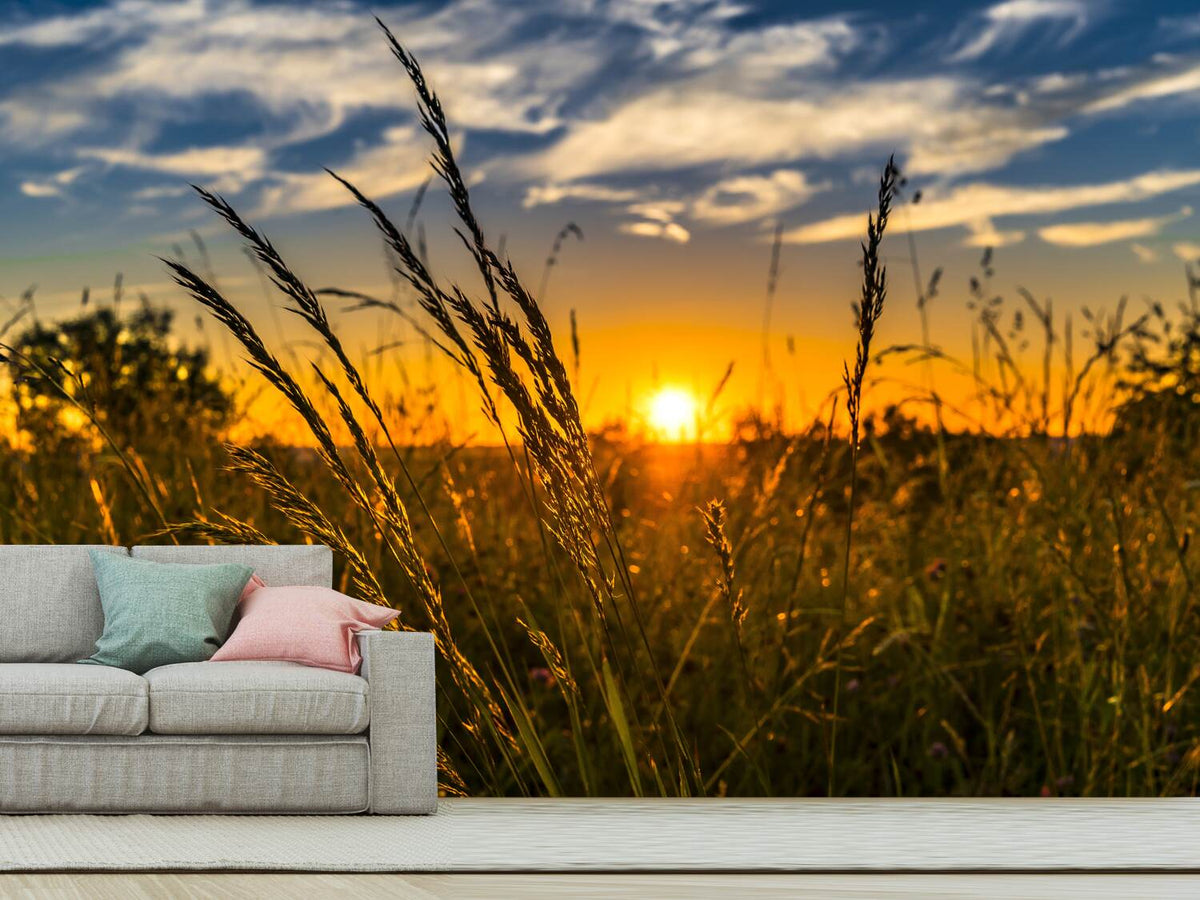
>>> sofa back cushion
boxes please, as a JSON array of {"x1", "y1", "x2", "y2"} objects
[
  {"x1": 0, "y1": 544, "x2": 130, "y2": 663},
  {"x1": 130, "y1": 544, "x2": 333, "y2": 589}
]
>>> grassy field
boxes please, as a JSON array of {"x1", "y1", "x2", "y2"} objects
[{"x1": 2, "y1": 21, "x2": 1198, "y2": 799}]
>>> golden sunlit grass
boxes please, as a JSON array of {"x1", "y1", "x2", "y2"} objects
[{"x1": 1, "y1": 16, "x2": 1199, "y2": 802}]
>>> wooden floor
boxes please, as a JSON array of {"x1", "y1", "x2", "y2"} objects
[
  {"x1": 4, "y1": 874, "x2": 1200, "y2": 898},
  {"x1": 10, "y1": 799, "x2": 1200, "y2": 872}
]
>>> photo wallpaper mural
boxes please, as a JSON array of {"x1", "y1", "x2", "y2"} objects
[{"x1": 2, "y1": 0, "x2": 1199, "y2": 798}]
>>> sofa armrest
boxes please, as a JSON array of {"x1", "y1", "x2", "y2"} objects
[{"x1": 357, "y1": 630, "x2": 437, "y2": 814}]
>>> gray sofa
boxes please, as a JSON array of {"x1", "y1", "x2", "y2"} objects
[{"x1": 0, "y1": 544, "x2": 437, "y2": 815}]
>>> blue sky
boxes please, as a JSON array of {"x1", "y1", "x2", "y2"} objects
[{"x1": 2, "y1": 0, "x2": 1200, "y2": 428}]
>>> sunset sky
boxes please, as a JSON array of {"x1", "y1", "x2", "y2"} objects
[{"x1": 3, "y1": 0, "x2": 1200, "y2": 436}]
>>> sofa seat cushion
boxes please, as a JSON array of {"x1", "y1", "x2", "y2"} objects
[
  {"x1": 145, "y1": 661, "x2": 370, "y2": 735},
  {"x1": 0, "y1": 664, "x2": 148, "y2": 735}
]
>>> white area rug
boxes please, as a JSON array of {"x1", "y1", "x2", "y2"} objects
[{"x1": 3, "y1": 798, "x2": 1200, "y2": 872}]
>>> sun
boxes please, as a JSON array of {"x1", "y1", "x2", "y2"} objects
[{"x1": 647, "y1": 386, "x2": 698, "y2": 441}]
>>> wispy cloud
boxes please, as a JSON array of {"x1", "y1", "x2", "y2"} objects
[
  {"x1": 619, "y1": 220, "x2": 691, "y2": 244},
  {"x1": 1038, "y1": 206, "x2": 1192, "y2": 246},
  {"x1": 691, "y1": 170, "x2": 821, "y2": 225},
  {"x1": 0, "y1": 0, "x2": 205, "y2": 48},
  {"x1": 18, "y1": 166, "x2": 88, "y2": 200},
  {"x1": 523, "y1": 77, "x2": 1072, "y2": 183},
  {"x1": 1081, "y1": 61, "x2": 1200, "y2": 114},
  {"x1": 254, "y1": 126, "x2": 428, "y2": 217},
  {"x1": 1158, "y1": 13, "x2": 1200, "y2": 39},
  {"x1": 523, "y1": 183, "x2": 643, "y2": 208},
  {"x1": 619, "y1": 200, "x2": 690, "y2": 243},
  {"x1": 964, "y1": 219, "x2": 1027, "y2": 248},
  {"x1": 784, "y1": 170, "x2": 1200, "y2": 245},
  {"x1": 0, "y1": 0, "x2": 599, "y2": 213},
  {"x1": 946, "y1": 0, "x2": 1091, "y2": 62},
  {"x1": 82, "y1": 145, "x2": 268, "y2": 179},
  {"x1": 19, "y1": 181, "x2": 62, "y2": 199},
  {"x1": 0, "y1": 100, "x2": 87, "y2": 146},
  {"x1": 2, "y1": 0, "x2": 1200, "y2": 249}
]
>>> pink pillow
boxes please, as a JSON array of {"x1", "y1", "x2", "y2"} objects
[
  {"x1": 211, "y1": 585, "x2": 399, "y2": 673},
  {"x1": 241, "y1": 573, "x2": 267, "y2": 603}
]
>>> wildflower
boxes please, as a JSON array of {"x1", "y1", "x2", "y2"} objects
[
  {"x1": 529, "y1": 667, "x2": 554, "y2": 686},
  {"x1": 928, "y1": 741, "x2": 949, "y2": 760}
]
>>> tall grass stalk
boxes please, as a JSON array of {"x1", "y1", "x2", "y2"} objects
[{"x1": 830, "y1": 156, "x2": 898, "y2": 794}]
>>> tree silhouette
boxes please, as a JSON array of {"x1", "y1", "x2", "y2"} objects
[{"x1": 6, "y1": 305, "x2": 231, "y2": 453}]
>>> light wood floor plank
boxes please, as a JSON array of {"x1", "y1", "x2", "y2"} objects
[{"x1": 6, "y1": 873, "x2": 1200, "y2": 899}]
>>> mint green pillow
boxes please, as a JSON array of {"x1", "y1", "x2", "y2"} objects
[{"x1": 80, "y1": 550, "x2": 253, "y2": 674}]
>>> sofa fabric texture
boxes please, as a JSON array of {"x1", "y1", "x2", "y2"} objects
[
  {"x1": 0, "y1": 664, "x2": 148, "y2": 736},
  {"x1": 358, "y1": 631, "x2": 438, "y2": 814},
  {"x1": 145, "y1": 661, "x2": 370, "y2": 735},
  {"x1": 0, "y1": 544, "x2": 128, "y2": 664},
  {"x1": 81, "y1": 552, "x2": 252, "y2": 674},
  {"x1": 0, "y1": 734, "x2": 369, "y2": 813},
  {"x1": 131, "y1": 544, "x2": 333, "y2": 590}
]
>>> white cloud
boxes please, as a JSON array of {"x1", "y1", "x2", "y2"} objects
[
  {"x1": 627, "y1": 201, "x2": 687, "y2": 223},
  {"x1": 1029, "y1": 72, "x2": 1088, "y2": 94},
  {"x1": 906, "y1": 124, "x2": 1069, "y2": 178},
  {"x1": 1081, "y1": 62, "x2": 1200, "y2": 114},
  {"x1": 529, "y1": 173, "x2": 815, "y2": 231},
  {"x1": 0, "y1": 0, "x2": 601, "y2": 213},
  {"x1": 525, "y1": 77, "x2": 1067, "y2": 182},
  {"x1": 16, "y1": 165, "x2": 89, "y2": 199},
  {"x1": 4, "y1": 0, "x2": 1199, "y2": 235},
  {"x1": 619, "y1": 220, "x2": 690, "y2": 243},
  {"x1": 964, "y1": 219, "x2": 1026, "y2": 248},
  {"x1": 1174, "y1": 242, "x2": 1200, "y2": 263},
  {"x1": 523, "y1": 183, "x2": 642, "y2": 208},
  {"x1": 20, "y1": 181, "x2": 62, "y2": 198},
  {"x1": 691, "y1": 170, "x2": 820, "y2": 225},
  {"x1": 131, "y1": 184, "x2": 191, "y2": 200},
  {"x1": 784, "y1": 169, "x2": 1200, "y2": 244},
  {"x1": 0, "y1": 100, "x2": 86, "y2": 145},
  {"x1": 517, "y1": 48, "x2": 1200, "y2": 195},
  {"x1": 1130, "y1": 243, "x2": 1159, "y2": 263},
  {"x1": 0, "y1": 0, "x2": 205, "y2": 47},
  {"x1": 606, "y1": 189, "x2": 693, "y2": 243},
  {"x1": 0, "y1": 1, "x2": 594, "y2": 148},
  {"x1": 253, "y1": 126, "x2": 428, "y2": 217},
  {"x1": 1038, "y1": 206, "x2": 1192, "y2": 247},
  {"x1": 673, "y1": 19, "x2": 859, "y2": 75},
  {"x1": 947, "y1": 0, "x2": 1090, "y2": 62},
  {"x1": 82, "y1": 145, "x2": 268, "y2": 179},
  {"x1": 575, "y1": 2, "x2": 854, "y2": 75}
]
